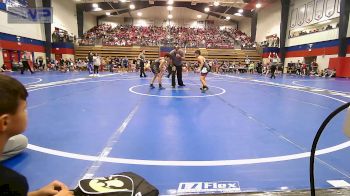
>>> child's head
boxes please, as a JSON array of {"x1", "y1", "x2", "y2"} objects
[
  {"x1": 194, "y1": 50, "x2": 201, "y2": 57},
  {"x1": 0, "y1": 75, "x2": 28, "y2": 137}
]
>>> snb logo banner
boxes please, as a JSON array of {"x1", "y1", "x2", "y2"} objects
[
  {"x1": 177, "y1": 181, "x2": 240, "y2": 194},
  {"x1": 8, "y1": 7, "x2": 52, "y2": 23}
]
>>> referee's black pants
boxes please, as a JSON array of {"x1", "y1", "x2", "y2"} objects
[
  {"x1": 140, "y1": 62, "x2": 146, "y2": 77},
  {"x1": 171, "y1": 65, "x2": 184, "y2": 87}
]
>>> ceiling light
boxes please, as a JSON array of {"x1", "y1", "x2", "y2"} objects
[
  {"x1": 120, "y1": 0, "x2": 126, "y2": 2},
  {"x1": 129, "y1": 4, "x2": 135, "y2": 9},
  {"x1": 238, "y1": 9, "x2": 243, "y2": 13},
  {"x1": 167, "y1": 0, "x2": 174, "y2": 5},
  {"x1": 92, "y1": 3, "x2": 98, "y2": 8},
  {"x1": 137, "y1": 12, "x2": 142, "y2": 16},
  {"x1": 226, "y1": 16, "x2": 230, "y2": 20},
  {"x1": 256, "y1": 3, "x2": 262, "y2": 8},
  {"x1": 106, "y1": 12, "x2": 111, "y2": 15},
  {"x1": 167, "y1": 6, "x2": 173, "y2": 11},
  {"x1": 214, "y1": 1, "x2": 219, "y2": 6},
  {"x1": 94, "y1": 7, "x2": 102, "y2": 11},
  {"x1": 197, "y1": 14, "x2": 202, "y2": 18},
  {"x1": 204, "y1": 7, "x2": 210, "y2": 12},
  {"x1": 234, "y1": 13, "x2": 242, "y2": 16},
  {"x1": 168, "y1": 14, "x2": 173, "y2": 19}
]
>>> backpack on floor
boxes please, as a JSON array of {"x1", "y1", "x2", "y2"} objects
[{"x1": 74, "y1": 172, "x2": 159, "y2": 196}]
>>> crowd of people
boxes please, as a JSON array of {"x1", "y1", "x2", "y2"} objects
[
  {"x1": 52, "y1": 29, "x2": 76, "y2": 43},
  {"x1": 260, "y1": 34, "x2": 279, "y2": 48},
  {"x1": 286, "y1": 60, "x2": 336, "y2": 77},
  {"x1": 79, "y1": 24, "x2": 255, "y2": 48},
  {"x1": 2, "y1": 52, "x2": 335, "y2": 79}
]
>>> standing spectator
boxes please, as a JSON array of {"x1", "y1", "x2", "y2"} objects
[
  {"x1": 256, "y1": 61, "x2": 263, "y2": 75},
  {"x1": 138, "y1": 50, "x2": 147, "y2": 77},
  {"x1": 269, "y1": 52, "x2": 279, "y2": 79},
  {"x1": 245, "y1": 56, "x2": 250, "y2": 68},
  {"x1": 296, "y1": 60, "x2": 302, "y2": 75},
  {"x1": 20, "y1": 51, "x2": 34, "y2": 74},
  {"x1": 248, "y1": 62, "x2": 255, "y2": 74},
  {"x1": 301, "y1": 62, "x2": 307, "y2": 75},
  {"x1": 38, "y1": 57, "x2": 44, "y2": 70},
  {"x1": 93, "y1": 54, "x2": 101, "y2": 77},
  {"x1": 87, "y1": 51, "x2": 94, "y2": 75}
]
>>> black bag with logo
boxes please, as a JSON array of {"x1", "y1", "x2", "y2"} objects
[{"x1": 74, "y1": 172, "x2": 159, "y2": 196}]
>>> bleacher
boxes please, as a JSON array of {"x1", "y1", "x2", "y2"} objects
[
  {"x1": 75, "y1": 46, "x2": 261, "y2": 63},
  {"x1": 184, "y1": 48, "x2": 261, "y2": 63},
  {"x1": 75, "y1": 46, "x2": 160, "y2": 61}
]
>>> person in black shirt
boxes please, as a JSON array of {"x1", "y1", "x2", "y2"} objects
[
  {"x1": 169, "y1": 44, "x2": 185, "y2": 87},
  {"x1": 20, "y1": 51, "x2": 34, "y2": 74},
  {"x1": 0, "y1": 75, "x2": 72, "y2": 196},
  {"x1": 256, "y1": 61, "x2": 263, "y2": 75},
  {"x1": 138, "y1": 50, "x2": 147, "y2": 77},
  {"x1": 87, "y1": 51, "x2": 93, "y2": 75}
]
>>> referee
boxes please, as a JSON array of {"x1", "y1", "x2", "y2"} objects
[{"x1": 170, "y1": 44, "x2": 185, "y2": 87}]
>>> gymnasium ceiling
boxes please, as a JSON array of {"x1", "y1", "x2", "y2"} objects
[{"x1": 75, "y1": 0, "x2": 276, "y2": 22}]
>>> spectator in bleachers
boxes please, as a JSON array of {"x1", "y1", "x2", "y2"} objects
[
  {"x1": 1, "y1": 64, "x2": 12, "y2": 72},
  {"x1": 79, "y1": 24, "x2": 254, "y2": 49},
  {"x1": 93, "y1": 54, "x2": 101, "y2": 77}
]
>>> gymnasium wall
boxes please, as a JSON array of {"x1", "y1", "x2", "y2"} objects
[
  {"x1": 0, "y1": 49, "x2": 3, "y2": 66},
  {"x1": 316, "y1": 54, "x2": 338, "y2": 69},
  {"x1": 62, "y1": 54, "x2": 75, "y2": 61},
  {"x1": 286, "y1": 0, "x2": 350, "y2": 69},
  {"x1": 99, "y1": 17, "x2": 124, "y2": 27},
  {"x1": 256, "y1": 1, "x2": 281, "y2": 43},
  {"x1": 0, "y1": 11, "x2": 45, "y2": 40},
  {"x1": 0, "y1": 0, "x2": 77, "y2": 66},
  {"x1": 239, "y1": 17, "x2": 251, "y2": 37},
  {"x1": 348, "y1": 10, "x2": 350, "y2": 37},
  {"x1": 99, "y1": 16, "x2": 236, "y2": 29},
  {"x1": 285, "y1": 0, "x2": 340, "y2": 47},
  {"x1": 283, "y1": 38, "x2": 345, "y2": 70},
  {"x1": 83, "y1": 12, "x2": 97, "y2": 33},
  {"x1": 286, "y1": 29, "x2": 339, "y2": 47},
  {"x1": 52, "y1": 42, "x2": 75, "y2": 56},
  {"x1": 51, "y1": 0, "x2": 78, "y2": 36}
]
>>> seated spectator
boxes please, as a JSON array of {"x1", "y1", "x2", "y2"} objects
[
  {"x1": 79, "y1": 24, "x2": 254, "y2": 48},
  {"x1": 0, "y1": 135, "x2": 28, "y2": 161},
  {"x1": 0, "y1": 75, "x2": 73, "y2": 196},
  {"x1": 1, "y1": 64, "x2": 12, "y2": 72}
]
